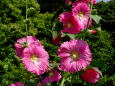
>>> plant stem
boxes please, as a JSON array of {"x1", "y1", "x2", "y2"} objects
[
  {"x1": 82, "y1": 1, "x2": 93, "y2": 40},
  {"x1": 26, "y1": 0, "x2": 30, "y2": 85},
  {"x1": 86, "y1": 1, "x2": 93, "y2": 30},
  {"x1": 26, "y1": 0, "x2": 28, "y2": 43},
  {"x1": 27, "y1": 72, "x2": 30, "y2": 86},
  {"x1": 60, "y1": 77, "x2": 65, "y2": 86}
]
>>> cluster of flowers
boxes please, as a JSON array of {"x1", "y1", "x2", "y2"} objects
[
  {"x1": 66, "y1": 0, "x2": 96, "y2": 5},
  {"x1": 9, "y1": 37, "x2": 100, "y2": 86},
  {"x1": 9, "y1": 0, "x2": 101, "y2": 86},
  {"x1": 60, "y1": 0, "x2": 96, "y2": 34},
  {"x1": 52, "y1": 0, "x2": 97, "y2": 45},
  {"x1": 13, "y1": 36, "x2": 61, "y2": 86}
]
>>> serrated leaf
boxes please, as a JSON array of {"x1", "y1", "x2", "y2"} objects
[
  {"x1": 90, "y1": 15, "x2": 102, "y2": 24},
  {"x1": 66, "y1": 34, "x2": 75, "y2": 39},
  {"x1": 52, "y1": 31, "x2": 59, "y2": 39},
  {"x1": 96, "y1": 27, "x2": 101, "y2": 31},
  {"x1": 61, "y1": 33, "x2": 66, "y2": 38}
]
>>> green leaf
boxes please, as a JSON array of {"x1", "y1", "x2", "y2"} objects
[
  {"x1": 61, "y1": 33, "x2": 66, "y2": 38},
  {"x1": 66, "y1": 33, "x2": 75, "y2": 39},
  {"x1": 90, "y1": 15, "x2": 102, "y2": 24},
  {"x1": 52, "y1": 21, "x2": 63, "y2": 31},
  {"x1": 96, "y1": 27, "x2": 101, "y2": 31},
  {"x1": 61, "y1": 77, "x2": 65, "y2": 86},
  {"x1": 61, "y1": 33, "x2": 75, "y2": 39},
  {"x1": 52, "y1": 31, "x2": 59, "y2": 39},
  {"x1": 49, "y1": 63, "x2": 60, "y2": 68}
]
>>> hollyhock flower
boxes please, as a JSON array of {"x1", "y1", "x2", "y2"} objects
[
  {"x1": 8, "y1": 82, "x2": 24, "y2": 86},
  {"x1": 87, "y1": 0, "x2": 96, "y2": 4},
  {"x1": 58, "y1": 39, "x2": 92, "y2": 72},
  {"x1": 15, "y1": 36, "x2": 43, "y2": 58},
  {"x1": 73, "y1": 0, "x2": 96, "y2": 5},
  {"x1": 22, "y1": 44, "x2": 49, "y2": 75},
  {"x1": 42, "y1": 69, "x2": 62, "y2": 84},
  {"x1": 59, "y1": 12, "x2": 80, "y2": 34},
  {"x1": 65, "y1": 0, "x2": 70, "y2": 4},
  {"x1": 72, "y1": 2, "x2": 90, "y2": 30},
  {"x1": 52, "y1": 33, "x2": 61, "y2": 45},
  {"x1": 88, "y1": 30, "x2": 97, "y2": 34},
  {"x1": 81, "y1": 67, "x2": 100, "y2": 83}
]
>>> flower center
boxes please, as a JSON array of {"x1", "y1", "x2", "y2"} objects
[
  {"x1": 31, "y1": 55, "x2": 39, "y2": 65},
  {"x1": 48, "y1": 72, "x2": 54, "y2": 77},
  {"x1": 67, "y1": 22, "x2": 72, "y2": 28},
  {"x1": 71, "y1": 51, "x2": 80, "y2": 60},
  {"x1": 78, "y1": 12, "x2": 84, "y2": 19}
]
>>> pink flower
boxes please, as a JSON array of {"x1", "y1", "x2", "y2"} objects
[
  {"x1": 58, "y1": 39, "x2": 92, "y2": 72},
  {"x1": 15, "y1": 36, "x2": 43, "y2": 58},
  {"x1": 8, "y1": 82, "x2": 24, "y2": 86},
  {"x1": 65, "y1": 0, "x2": 70, "y2": 4},
  {"x1": 80, "y1": 67, "x2": 100, "y2": 83},
  {"x1": 72, "y1": 2, "x2": 90, "y2": 30},
  {"x1": 88, "y1": 30, "x2": 97, "y2": 34},
  {"x1": 87, "y1": 0, "x2": 96, "y2": 4},
  {"x1": 59, "y1": 12, "x2": 80, "y2": 34},
  {"x1": 73, "y1": 0, "x2": 96, "y2": 5},
  {"x1": 42, "y1": 69, "x2": 62, "y2": 84},
  {"x1": 88, "y1": 19, "x2": 92, "y2": 27},
  {"x1": 21, "y1": 45, "x2": 49, "y2": 75}
]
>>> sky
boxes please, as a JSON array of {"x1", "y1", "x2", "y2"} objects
[{"x1": 96, "y1": 0, "x2": 110, "y2": 2}]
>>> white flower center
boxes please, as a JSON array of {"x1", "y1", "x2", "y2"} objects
[
  {"x1": 67, "y1": 22, "x2": 72, "y2": 28},
  {"x1": 78, "y1": 12, "x2": 84, "y2": 19},
  {"x1": 31, "y1": 55, "x2": 39, "y2": 66},
  {"x1": 71, "y1": 51, "x2": 80, "y2": 60},
  {"x1": 48, "y1": 72, "x2": 54, "y2": 77}
]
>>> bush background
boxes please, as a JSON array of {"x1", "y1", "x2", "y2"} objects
[{"x1": 0, "y1": 0, "x2": 115, "y2": 86}]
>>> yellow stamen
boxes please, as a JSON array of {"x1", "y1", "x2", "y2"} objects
[
  {"x1": 71, "y1": 51, "x2": 80, "y2": 60},
  {"x1": 78, "y1": 12, "x2": 84, "y2": 19},
  {"x1": 48, "y1": 72, "x2": 54, "y2": 77},
  {"x1": 31, "y1": 55, "x2": 39, "y2": 65},
  {"x1": 67, "y1": 22, "x2": 72, "y2": 28}
]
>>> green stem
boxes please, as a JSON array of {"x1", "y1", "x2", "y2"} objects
[
  {"x1": 25, "y1": 0, "x2": 30, "y2": 85},
  {"x1": 27, "y1": 72, "x2": 30, "y2": 86},
  {"x1": 86, "y1": 1, "x2": 93, "y2": 30},
  {"x1": 60, "y1": 77, "x2": 65, "y2": 86},
  {"x1": 82, "y1": 1, "x2": 93, "y2": 40},
  {"x1": 26, "y1": 0, "x2": 28, "y2": 43}
]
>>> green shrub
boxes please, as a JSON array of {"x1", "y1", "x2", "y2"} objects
[{"x1": 94, "y1": 0, "x2": 115, "y2": 31}]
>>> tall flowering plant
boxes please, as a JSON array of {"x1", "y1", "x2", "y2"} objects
[
  {"x1": 10, "y1": 0, "x2": 102, "y2": 85},
  {"x1": 51, "y1": 0, "x2": 102, "y2": 85}
]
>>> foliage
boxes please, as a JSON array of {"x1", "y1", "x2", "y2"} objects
[
  {"x1": 37, "y1": 0, "x2": 65, "y2": 13},
  {"x1": 94, "y1": 0, "x2": 115, "y2": 31},
  {"x1": 0, "y1": 0, "x2": 115, "y2": 86},
  {"x1": 94, "y1": 0, "x2": 115, "y2": 51}
]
